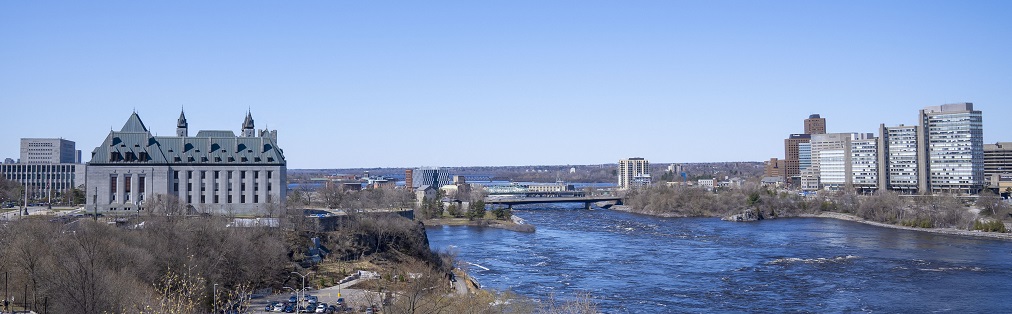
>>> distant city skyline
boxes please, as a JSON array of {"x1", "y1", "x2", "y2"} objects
[{"x1": 2, "y1": 1, "x2": 1010, "y2": 168}]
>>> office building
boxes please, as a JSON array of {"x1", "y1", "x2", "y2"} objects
[
  {"x1": 798, "y1": 142, "x2": 812, "y2": 171},
  {"x1": 85, "y1": 111, "x2": 287, "y2": 214},
  {"x1": 0, "y1": 163, "x2": 87, "y2": 201},
  {"x1": 20, "y1": 138, "x2": 78, "y2": 164},
  {"x1": 618, "y1": 157, "x2": 650, "y2": 189},
  {"x1": 851, "y1": 137, "x2": 878, "y2": 193},
  {"x1": 1, "y1": 138, "x2": 86, "y2": 202},
  {"x1": 877, "y1": 124, "x2": 919, "y2": 194},
  {"x1": 984, "y1": 142, "x2": 1012, "y2": 190},
  {"x1": 764, "y1": 158, "x2": 787, "y2": 181},
  {"x1": 805, "y1": 114, "x2": 827, "y2": 135},
  {"x1": 783, "y1": 134, "x2": 812, "y2": 182},
  {"x1": 411, "y1": 167, "x2": 452, "y2": 189},
  {"x1": 917, "y1": 103, "x2": 984, "y2": 194},
  {"x1": 810, "y1": 133, "x2": 851, "y2": 190}
]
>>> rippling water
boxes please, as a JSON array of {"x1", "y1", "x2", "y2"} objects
[{"x1": 425, "y1": 205, "x2": 1012, "y2": 313}]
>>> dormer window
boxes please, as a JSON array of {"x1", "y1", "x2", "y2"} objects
[{"x1": 174, "y1": 156, "x2": 182, "y2": 162}]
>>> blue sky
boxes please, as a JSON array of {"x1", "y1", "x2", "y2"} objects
[{"x1": 2, "y1": 1, "x2": 1010, "y2": 168}]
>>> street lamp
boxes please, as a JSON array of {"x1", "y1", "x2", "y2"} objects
[{"x1": 291, "y1": 271, "x2": 309, "y2": 313}]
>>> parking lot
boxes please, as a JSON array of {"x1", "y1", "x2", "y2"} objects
[{"x1": 250, "y1": 273, "x2": 384, "y2": 313}]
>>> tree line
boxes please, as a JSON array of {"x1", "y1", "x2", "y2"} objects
[{"x1": 624, "y1": 184, "x2": 1009, "y2": 231}]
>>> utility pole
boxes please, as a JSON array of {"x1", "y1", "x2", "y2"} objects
[
  {"x1": 4, "y1": 272, "x2": 8, "y2": 313},
  {"x1": 23, "y1": 183, "x2": 28, "y2": 216}
]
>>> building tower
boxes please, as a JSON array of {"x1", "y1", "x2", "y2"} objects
[
  {"x1": 20, "y1": 138, "x2": 77, "y2": 164},
  {"x1": 877, "y1": 124, "x2": 919, "y2": 194},
  {"x1": 984, "y1": 142, "x2": 1012, "y2": 193},
  {"x1": 242, "y1": 111, "x2": 256, "y2": 137},
  {"x1": 805, "y1": 114, "x2": 827, "y2": 135},
  {"x1": 176, "y1": 110, "x2": 188, "y2": 137},
  {"x1": 917, "y1": 103, "x2": 984, "y2": 194},
  {"x1": 618, "y1": 158, "x2": 650, "y2": 189}
]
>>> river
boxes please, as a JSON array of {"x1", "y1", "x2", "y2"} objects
[{"x1": 425, "y1": 205, "x2": 1012, "y2": 313}]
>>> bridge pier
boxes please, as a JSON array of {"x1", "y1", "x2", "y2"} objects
[{"x1": 584, "y1": 202, "x2": 592, "y2": 210}]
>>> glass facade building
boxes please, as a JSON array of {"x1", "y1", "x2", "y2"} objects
[{"x1": 920, "y1": 103, "x2": 984, "y2": 194}]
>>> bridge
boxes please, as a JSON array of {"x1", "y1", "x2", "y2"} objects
[{"x1": 484, "y1": 196, "x2": 623, "y2": 209}]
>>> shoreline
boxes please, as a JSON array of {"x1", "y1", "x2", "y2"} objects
[
  {"x1": 797, "y1": 212, "x2": 1012, "y2": 241},
  {"x1": 422, "y1": 217, "x2": 536, "y2": 233},
  {"x1": 613, "y1": 205, "x2": 1012, "y2": 241}
]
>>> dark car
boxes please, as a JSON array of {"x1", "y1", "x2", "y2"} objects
[
  {"x1": 283, "y1": 303, "x2": 295, "y2": 313},
  {"x1": 288, "y1": 295, "x2": 298, "y2": 303}
]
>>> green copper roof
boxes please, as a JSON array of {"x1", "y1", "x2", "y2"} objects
[
  {"x1": 89, "y1": 112, "x2": 285, "y2": 166},
  {"x1": 120, "y1": 112, "x2": 148, "y2": 132}
]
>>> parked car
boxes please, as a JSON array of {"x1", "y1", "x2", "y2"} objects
[
  {"x1": 336, "y1": 298, "x2": 344, "y2": 306},
  {"x1": 315, "y1": 303, "x2": 327, "y2": 313},
  {"x1": 288, "y1": 295, "x2": 298, "y2": 304},
  {"x1": 306, "y1": 295, "x2": 318, "y2": 303},
  {"x1": 270, "y1": 301, "x2": 284, "y2": 312},
  {"x1": 283, "y1": 303, "x2": 295, "y2": 313}
]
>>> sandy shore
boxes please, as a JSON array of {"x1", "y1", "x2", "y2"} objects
[{"x1": 798, "y1": 212, "x2": 1012, "y2": 241}]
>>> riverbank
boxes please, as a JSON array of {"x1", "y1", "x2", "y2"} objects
[
  {"x1": 609, "y1": 205, "x2": 690, "y2": 218},
  {"x1": 799, "y1": 212, "x2": 1012, "y2": 241},
  {"x1": 423, "y1": 217, "x2": 536, "y2": 232},
  {"x1": 614, "y1": 205, "x2": 1012, "y2": 241}
]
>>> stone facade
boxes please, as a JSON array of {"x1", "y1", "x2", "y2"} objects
[{"x1": 85, "y1": 111, "x2": 286, "y2": 215}]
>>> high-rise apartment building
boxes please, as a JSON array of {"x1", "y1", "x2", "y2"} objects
[
  {"x1": 20, "y1": 138, "x2": 78, "y2": 164},
  {"x1": 917, "y1": 103, "x2": 984, "y2": 194},
  {"x1": 805, "y1": 114, "x2": 827, "y2": 135},
  {"x1": 877, "y1": 124, "x2": 919, "y2": 194},
  {"x1": 618, "y1": 157, "x2": 650, "y2": 189}
]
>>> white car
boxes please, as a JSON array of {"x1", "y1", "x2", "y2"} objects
[{"x1": 315, "y1": 303, "x2": 327, "y2": 313}]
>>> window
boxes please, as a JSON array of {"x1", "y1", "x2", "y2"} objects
[{"x1": 109, "y1": 176, "x2": 117, "y2": 203}]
